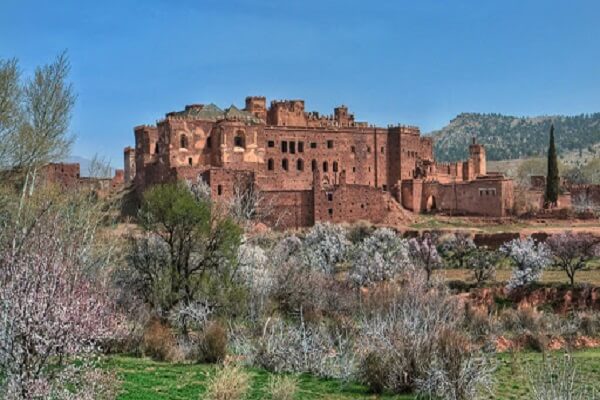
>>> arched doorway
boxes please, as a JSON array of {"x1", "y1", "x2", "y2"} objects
[{"x1": 426, "y1": 195, "x2": 437, "y2": 212}]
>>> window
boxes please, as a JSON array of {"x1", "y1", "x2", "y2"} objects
[
  {"x1": 267, "y1": 158, "x2": 274, "y2": 170},
  {"x1": 328, "y1": 208, "x2": 333, "y2": 216},
  {"x1": 323, "y1": 161, "x2": 328, "y2": 172},
  {"x1": 311, "y1": 159, "x2": 317, "y2": 171},
  {"x1": 333, "y1": 161, "x2": 339, "y2": 172},
  {"x1": 381, "y1": 146, "x2": 385, "y2": 153},
  {"x1": 382, "y1": 184, "x2": 387, "y2": 191},
  {"x1": 180, "y1": 134, "x2": 188, "y2": 149},
  {"x1": 298, "y1": 142, "x2": 304, "y2": 153},
  {"x1": 217, "y1": 185, "x2": 223, "y2": 195},
  {"x1": 281, "y1": 141, "x2": 288, "y2": 153},
  {"x1": 234, "y1": 134, "x2": 244, "y2": 148},
  {"x1": 310, "y1": 142, "x2": 317, "y2": 149},
  {"x1": 290, "y1": 141, "x2": 296, "y2": 154},
  {"x1": 327, "y1": 140, "x2": 334, "y2": 149},
  {"x1": 297, "y1": 159, "x2": 304, "y2": 171},
  {"x1": 327, "y1": 193, "x2": 333, "y2": 201},
  {"x1": 268, "y1": 140, "x2": 275, "y2": 147},
  {"x1": 188, "y1": 157, "x2": 193, "y2": 166},
  {"x1": 206, "y1": 136, "x2": 212, "y2": 148},
  {"x1": 351, "y1": 146, "x2": 355, "y2": 153},
  {"x1": 367, "y1": 146, "x2": 371, "y2": 153},
  {"x1": 282, "y1": 158, "x2": 289, "y2": 171},
  {"x1": 352, "y1": 167, "x2": 356, "y2": 172},
  {"x1": 155, "y1": 143, "x2": 159, "y2": 154}
]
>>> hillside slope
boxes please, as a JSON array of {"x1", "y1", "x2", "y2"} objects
[{"x1": 431, "y1": 112, "x2": 600, "y2": 162}]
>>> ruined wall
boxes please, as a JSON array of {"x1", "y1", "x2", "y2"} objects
[
  {"x1": 39, "y1": 163, "x2": 80, "y2": 188},
  {"x1": 124, "y1": 146, "x2": 136, "y2": 184},
  {"x1": 260, "y1": 190, "x2": 314, "y2": 229}
]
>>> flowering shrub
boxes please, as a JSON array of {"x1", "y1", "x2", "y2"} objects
[
  {"x1": 303, "y1": 223, "x2": 350, "y2": 274},
  {"x1": 349, "y1": 228, "x2": 410, "y2": 286},
  {"x1": 501, "y1": 238, "x2": 552, "y2": 290},
  {"x1": 0, "y1": 221, "x2": 123, "y2": 398}
]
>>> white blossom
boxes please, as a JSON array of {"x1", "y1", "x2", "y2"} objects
[
  {"x1": 349, "y1": 228, "x2": 410, "y2": 286},
  {"x1": 501, "y1": 237, "x2": 552, "y2": 290},
  {"x1": 302, "y1": 223, "x2": 349, "y2": 274}
]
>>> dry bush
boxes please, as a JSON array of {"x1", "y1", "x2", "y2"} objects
[
  {"x1": 528, "y1": 353, "x2": 598, "y2": 400},
  {"x1": 204, "y1": 363, "x2": 250, "y2": 400},
  {"x1": 141, "y1": 318, "x2": 178, "y2": 361},
  {"x1": 417, "y1": 329, "x2": 495, "y2": 400},
  {"x1": 577, "y1": 312, "x2": 600, "y2": 337},
  {"x1": 199, "y1": 321, "x2": 228, "y2": 363},
  {"x1": 358, "y1": 351, "x2": 391, "y2": 394},
  {"x1": 266, "y1": 375, "x2": 299, "y2": 400},
  {"x1": 499, "y1": 307, "x2": 542, "y2": 334},
  {"x1": 358, "y1": 275, "x2": 464, "y2": 393}
]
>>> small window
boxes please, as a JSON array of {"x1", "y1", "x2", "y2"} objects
[
  {"x1": 327, "y1": 140, "x2": 334, "y2": 149},
  {"x1": 268, "y1": 140, "x2": 275, "y2": 147},
  {"x1": 282, "y1": 158, "x2": 289, "y2": 171},
  {"x1": 328, "y1": 208, "x2": 333, "y2": 216},
  {"x1": 234, "y1": 135, "x2": 244, "y2": 148},
  {"x1": 382, "y1": 184, "x2": 387, "y2": 192},
  {"x1": 180, "y1": 134, "x2": 189, "y2": 149},
  {"x1": 351, "y1": 146, "x2": 355, "y2": 153},
  {"x1": 298, "y1": 142, "x2": 304, "y2": 153},
  {"x1": 323, "y1": 161, "x2": 328, "y2": 172},
  {"x1": 333, "y1": 161, "x2": 339, "y2": 172},
  {"x1": 188, "y1": 157, "x2": 193, "y2": 166},
  {"x1": 281, "y1": 141, "x2": 288, "y2": 153},
  {"x1": 155, "y1": 143, "x2": 159, "y2": 154},
  {"x1": 297, "y1": 159, "x2": 304, "y2": 171},
  {"x1": 268, "y1": 158, "x2": 274, "y2": 170},
  {"x1": 381, "y1": 146, "x2": 384, "y2": 153},
  {"x1": 290, "y1": 141, "x2": 296, "y2": 154},
  {"x1": 367, "y1": 146, "x2": 371, "y2": 153},
  {"x1": 217, "y1": 185, "x2": 223, "y2": 195},
  {"x1": 311, "y1": 159, "x2": 317, "y2": 171},
  {"x1": 352, "y1": 167, "x2": 356, "y2": 173},
  {"x1": 206, "y1": 136, "x2": 212, "y2": 148},
  {"x1": 310, "y1": 142, "x2": 317, "y2": 149},
  {"x1": 327, "y1": 193, "x2": 333, "y2": 201}
]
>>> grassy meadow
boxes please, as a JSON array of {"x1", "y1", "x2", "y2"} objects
[{"x1": 108, "y1": 349, "x2": 600, "y2": 399}]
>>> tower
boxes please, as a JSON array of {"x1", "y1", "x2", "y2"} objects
[
  {"x1": 123, "y1": 146, "x2": 136, "y2": 184},
  {"x1": 244, "y1": 96, "x2": 267, "y2": 121},
  {"x1": 469, "y1": 137, "x2": 486, "y2": 177}
]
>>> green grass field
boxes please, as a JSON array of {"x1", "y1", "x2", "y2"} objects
[{"x1": 108, "y1": 349, "x2": 600, "y2": 399}]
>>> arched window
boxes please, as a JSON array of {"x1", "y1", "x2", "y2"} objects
[
  {"x1": 267, "y1": 158, "x2": 274, "y2": 171},
  {"x1": 234, "y1": 131, "x2": 245, "y2": 148},
  {"x1": 323, "y1": 161, "x2": 328, "y2": 172},
  {"x1": 180, "y1": 134, "x2": 188, "y2": 149},
  {"x1": 311, "y1": 159, "x2": 317, "y2": 171},
  {"x1": 297, "y1": 159, "x2": 304, "y2": 171},
  {"x1": 282, "y1": 158, "x2": 289, "y2": 171},
  {"x1": 333, "y1": 161, "x2": 339, "y2": 172}
]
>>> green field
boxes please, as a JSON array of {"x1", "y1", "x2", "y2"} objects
[{"x1": 108, "y1": 349, "x2": 600, "y2": 399}]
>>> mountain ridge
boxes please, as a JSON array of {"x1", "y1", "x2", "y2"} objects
[{"x1": 429, "y1": 112, "x2": 600, "y2": 162}]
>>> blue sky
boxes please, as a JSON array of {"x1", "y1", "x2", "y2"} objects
[{"x1": 2, "y1": 0, "x2": 599, "y2": 166}]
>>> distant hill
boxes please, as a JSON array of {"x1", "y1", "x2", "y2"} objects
[{"x1": 430, "y1": 112, "x2": 600, "y2": 162}]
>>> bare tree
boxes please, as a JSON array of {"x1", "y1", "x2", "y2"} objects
[
  {"x1": 528, "y1": 353, "x2": 598, "y2": 400},
  {"x1": 547, "y1": 232, "x2": 600, "y2": 287},
  {"x1": 409, "y1": 233, "x2": 443, "y2": 282}
]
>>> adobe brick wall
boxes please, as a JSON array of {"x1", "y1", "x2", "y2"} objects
[{"x1": 39, "y1": 163, "x2": 80, "y2": 188}]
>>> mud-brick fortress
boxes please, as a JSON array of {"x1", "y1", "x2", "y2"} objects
[{"x1": 125, "y1": 97, "x2": 514, "y2": 228}]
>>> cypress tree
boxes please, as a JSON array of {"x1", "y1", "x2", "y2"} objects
[{"x1": 544, "y1": 124, "x2": 559, "y2": 208}]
